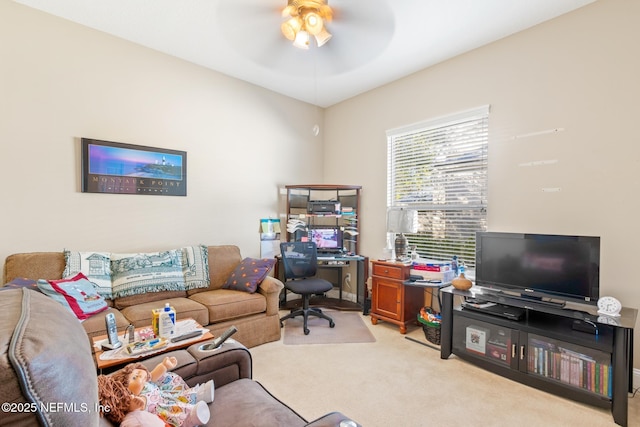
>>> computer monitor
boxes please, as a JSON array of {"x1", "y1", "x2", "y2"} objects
[{"x1": 310, "y1": 228, "x2": 343, "y2": 252}]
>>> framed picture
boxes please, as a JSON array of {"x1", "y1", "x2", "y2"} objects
[{"x1": 81, "y1": 138, "x2": 187, "y2": 196}]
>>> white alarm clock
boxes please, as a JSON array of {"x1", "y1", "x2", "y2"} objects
[{"x1": 597, "y1": 296, "x2": 622, "y2": 317}]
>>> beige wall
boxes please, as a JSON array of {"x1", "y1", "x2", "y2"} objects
[
  {"x1": 3, "y1": 0, "x2": 640, "y2": 366},
  {"x1": 325, "y1": 0, "x2": 640, "y2": 362},
  {"x1": 0, "y1": 1, "x2": 324, "y2": 263}
]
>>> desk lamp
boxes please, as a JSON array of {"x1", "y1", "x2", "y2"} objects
[{"x1": 387, "y1": 208, "x2": 418, "y2": 261}]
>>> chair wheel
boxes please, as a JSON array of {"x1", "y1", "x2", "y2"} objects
[
  {"x1": 304, "y1": 328, "x2": 310, "y2": 335},
  {"x1": 329, "y1": 321, "x2": 335, "y2": 328}
]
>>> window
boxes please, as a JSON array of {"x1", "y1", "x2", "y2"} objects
[{"x1": 386, "y1": 105, "x2": 489, "y2": 267}]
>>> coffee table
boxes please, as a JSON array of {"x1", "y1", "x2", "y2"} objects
[{"x1": 92, "y1": 318, "x2": 213, "y2": 371}]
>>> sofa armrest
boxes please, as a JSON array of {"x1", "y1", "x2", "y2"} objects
[
  {"x1": 305, "y1": 412, "x2": 361, "y2": 427},
  {"x1": 258, "y1": 275, "x2": 284, "y2": 316},
  {"x1": 185, "y1": 341, "x2": 252, "y2": 388}
]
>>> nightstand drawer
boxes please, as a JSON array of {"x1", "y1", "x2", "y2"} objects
[{"x1": 373, "y1": 263, "x2": 404, "y2": 280}]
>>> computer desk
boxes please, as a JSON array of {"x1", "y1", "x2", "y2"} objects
[{"x1": 276, "y1": 254, "x2": 368, "y2": 311}]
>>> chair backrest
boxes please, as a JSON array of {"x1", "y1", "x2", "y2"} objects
[{"x1": 280, "y1": 242, "x2": 319, "y2": 280}]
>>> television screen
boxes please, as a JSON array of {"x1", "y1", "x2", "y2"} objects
[
  {"x1": 310, "y1": 228, "x2": 342, "y2": 250},
  {"x1": 475, "y1": 232, "x2": 600, "y2": 304}
]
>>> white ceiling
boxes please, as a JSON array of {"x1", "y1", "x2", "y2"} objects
[{"x1": 13, "y1": 0, "x2": 595, "y2": 107}]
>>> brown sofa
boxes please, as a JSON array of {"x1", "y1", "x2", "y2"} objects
[
  {"x1": 0, "y1": 288, "x2": 359, "y2": 426},
  {"x1": 2, "y1": 245, "x2": 283, "y2": 349}
]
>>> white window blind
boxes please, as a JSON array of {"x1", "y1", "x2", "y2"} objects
[{"x1": 386, "y1": 105, "x2": 489, "y2": 267}]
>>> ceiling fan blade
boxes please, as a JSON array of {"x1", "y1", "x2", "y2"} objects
[{"x1": 216, "y1": 0, "x2": 395, "y2": 76}]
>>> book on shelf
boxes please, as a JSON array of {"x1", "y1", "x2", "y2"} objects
[{"x1": 526, "y1": 340, "x2": 612, "y2": 397}]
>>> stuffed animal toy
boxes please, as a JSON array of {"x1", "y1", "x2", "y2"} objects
[{"x1": 109, "y1": 356, "x2": 213, "y2": 427}]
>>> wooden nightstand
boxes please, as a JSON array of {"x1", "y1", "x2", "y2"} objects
[{"x1": 369, "y1": 261, "x2": 424, "y2": 334}]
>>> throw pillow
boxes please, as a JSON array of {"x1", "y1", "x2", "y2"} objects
[
  {"x1": 1, "y1": 277, "x2": 42, "y2": 293},
  {"x1": 110, "y1": 249, "x2": 187, "y2": 299},
  {"x1": 36, "y1": 273, "x2": 108, "y2": 320},
  {"x1": 181, "y1": 245, "x2": 211, "y2": 291},
  {"x1": 63, "y1": 251, "x2": 113, "y2": 299},
  {"x1": 222, "y1": 258, "x2": 276, "y2": 293}
]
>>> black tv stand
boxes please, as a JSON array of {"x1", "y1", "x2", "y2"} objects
[{"x1": 440, "y1": 285, "x2": 637, "y2": 426}]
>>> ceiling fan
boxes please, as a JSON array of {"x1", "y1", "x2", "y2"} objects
[{"x1": 216, "y1": 0, "x2": 395, "y2": 77}]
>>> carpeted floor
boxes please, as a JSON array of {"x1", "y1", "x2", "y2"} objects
[
  {"x1": 282, "y1": 310, "x2": 376, "y2": 345},
  {"x1": 252, "y1": 312, "x2": 640, "y2": 427}
]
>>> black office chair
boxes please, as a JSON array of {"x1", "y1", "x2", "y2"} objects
[{"x1": 279, "y1": 241, "x2": 335, "y2": 335}]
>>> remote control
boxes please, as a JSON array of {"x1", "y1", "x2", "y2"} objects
[
  {"x1": 200, "y1": 326, "x2": 237, "y2": 351},
  {"x1": 170, "y1": 330, "x2": 204, "y2": 343}
]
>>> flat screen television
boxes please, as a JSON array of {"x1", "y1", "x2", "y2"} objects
[
  {"x1": 310, "y1": 227, "x2": 343, "y2": 252},
  {"x1": 475, "y1": 232, "x2": 600, "y2": 305}
]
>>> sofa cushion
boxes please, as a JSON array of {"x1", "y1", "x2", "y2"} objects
[
  {"x1": 189, "y1": 289, "x2": 267, "y2": 323},
  {"x1": 63, "y1": 250, "x2": 113, "y2": 299},
  {"x1": 208, "y1": 379, "x2": 306, "y2": 427},
  {"x1": 3, "y1": 252, "x2": 65, "y2": 284},
  {"x1": 1, "y1": 289, "x2": 98, "y2": 426},
  {"x1": 120, "y1": 297, "x2": 209, "y2": 328},
  {"x1": 114, "y1": 289, "x2": 187, "y2": 309},
  {"x1": 36, "y1": 273, "x2": 109, "y2": 320},
  {"x1": 222, "y1": 258, "x2": 276, "y2": 293},
  {"x1": 188, "y1": 245, "x2": 242, "y2": 295}
]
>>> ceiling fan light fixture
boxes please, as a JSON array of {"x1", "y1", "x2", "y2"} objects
[
  {"x1": 281, "y1": 0, "x2": 332, "y2": 49},
  {"x1": 304, "y1": 12, "x2": 323, "y2": 35},
  {"x1": 281, "y1": 18, "x2": 301, "y2": 40},
  {"x1": 293, "y1": 30, "x2": 310, "y2": 49},
  {"x1": 314, "y1": 27, "x2": 332, "y2": 47},
  {"x1": 282, "y1": 4, "x2": 297, "y2": 18}
]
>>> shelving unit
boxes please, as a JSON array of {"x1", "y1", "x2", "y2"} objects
[
  {"x1": 284, "y1": 184, "x2": 362, "y2": 255},
  {"x1": 440, "y1": 286, "x2": 637, "y2": 426}
]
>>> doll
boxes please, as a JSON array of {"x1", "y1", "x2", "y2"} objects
[
  {"x1": 110, "y1": 356, "x2": 213, "y2": 427},
  {"x1": 97, "y1": 374, "x2": 169, "y2": 426}
]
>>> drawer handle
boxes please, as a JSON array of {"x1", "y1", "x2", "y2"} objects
[
  {"x1": 384, "y1": 269, "x2": 389, "y2": 273},
  {"x1": 520, "y1": 345, "x2": 525, "y2": 360},
  {"x1": 512, "y1": 344, "x2": 516, "y2": 359}
]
